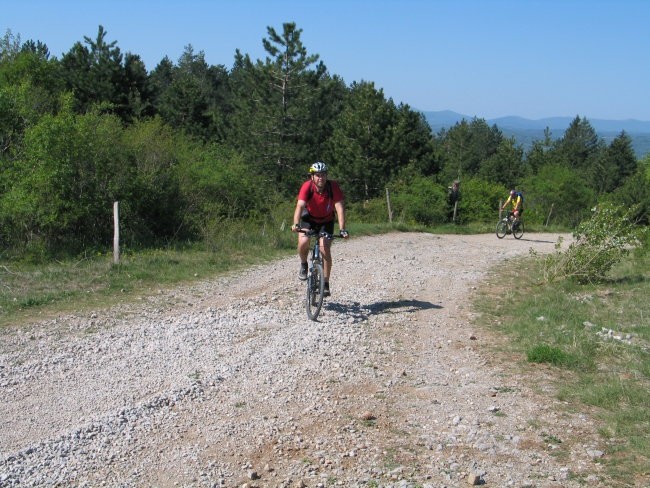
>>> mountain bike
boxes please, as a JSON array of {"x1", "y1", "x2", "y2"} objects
[
  {"x1": 298, "y1": 229, "x2": 343, "y2": 321},
  {"x1": 496, "y1": 211, "x2": 524, "y2": 239}
]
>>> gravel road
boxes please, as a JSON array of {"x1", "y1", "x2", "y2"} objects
[{"x1": 1, "y1": 232, "x2": 611, "y2": 487}]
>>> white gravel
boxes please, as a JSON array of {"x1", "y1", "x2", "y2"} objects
[{"x1": 0, "y1": 232, "x2": 609, "y2": 487}]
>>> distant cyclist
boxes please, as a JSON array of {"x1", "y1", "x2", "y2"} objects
[
  {"x1": 501, "y1": 189, "x2": 524, "y2": 222},
  {"x1": 291, "y1": 161, "x2": 348, "y2": 297}
]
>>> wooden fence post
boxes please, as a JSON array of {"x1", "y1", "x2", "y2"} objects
[
  {"x1": 113, "y1": 201, "x2": 120, "y2": 265},
  {"x1": 386, "y1": 187, "x2": 393, "y2": 223},
  {"x1": 545, "y1": 203, "x2": 554, "y2": 227}
]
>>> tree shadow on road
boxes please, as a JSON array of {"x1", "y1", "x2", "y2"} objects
[{"x1": 325, "y1": 299, "x2": 441, "y2": 321}]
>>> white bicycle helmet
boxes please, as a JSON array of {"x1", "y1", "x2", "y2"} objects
[{"x1": 309, "y1": 161, "x2": 328, "y2": 173}]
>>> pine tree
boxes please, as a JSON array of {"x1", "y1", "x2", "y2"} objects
[
  {"x1": 228, "y1": 23, "x2": 325, "y2": 193},
  {"x1": 553, "y1": 116, "x2": 603, "y2": 171}
]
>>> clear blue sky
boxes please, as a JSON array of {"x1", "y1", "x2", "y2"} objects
[{"x1": 4, "y1": 0, "x2": 649, "y2": 121}]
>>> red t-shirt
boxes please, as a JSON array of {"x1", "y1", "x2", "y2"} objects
[{"x1": 297, "y1": 180, "x2": 344, "y2": 223}]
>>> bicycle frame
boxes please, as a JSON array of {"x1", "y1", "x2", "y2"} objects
[
  {"x1": 298, "y1": 229, "x2": 340, "y2": 321},
  {"x1": 301, "y1": 229, "x2": 328, "y2": 260}
]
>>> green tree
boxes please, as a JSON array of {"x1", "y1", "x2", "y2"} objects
[
  {"x1": 438, "y1": 118, "x2": 503, "y2": 184},
  {"x1": 552, "y1": 116, "x2": 603, "y2": 172},
  {"x1": 122, "y1": 52, "x2": 154, "y2": 119},
  {"x1": 152, "y1": 46, "x2": 230, "y2": 141},
  {"x1": 389, "y1": 103, "x2": 439, "y2": 177},
  {"x1": 390, "y1": 176, "x2": 447, "y2": 225},
  {"x1": 525, "y1": 127, "x2": 555, "y2": 173},
  {"x1": 590, "y1": 131, "x2": 637, "y2": 194},
  {"x1": 149, "y1": 55, "x2": 174, "y2": 100},
  {"x1": 0, "y1": 108, "x2": 132, "y2": 255},
  {"x1": 327, "y1": 81, "x2": 397, "y2": 201},
  {"x1": 0, "y1": 34, "x2": 63, "y2": 159},
  {"x1": 327, "y1": 82, "x2": 440, "y2": 202},
  {"x1": 60, "y1": 25, "x2": 153, "y2": 122},
  {"x1": 229, "y1": 23, "x2": 325, "y2": 193},
  {"x1": 522, "y1": 163, "x2": 595, "y2": 227},
  {"x1": 0, "y1": 34, "x2": 61, "y2": 91},
  {"x1": 176, "y1": 145, "x2": 270, "y2": 241},
  {"x1": 0, "y1": 29, "x2": 22, "y2": 62},
  {"x1": 300, "y1": 72, "x2": 348, "y2": 173},
  {"x1": 478, "y1": 138, "x2": 526, "y2": 187},
  {"x1": 121, "y1": 117, "x2": 186, "y2": 243},
  {"x1": 608, "y1": 159, "x2": 650, "y2": 225},
  {"x1": 453, "y1": 177, "x2": 506, "y2": 224}
]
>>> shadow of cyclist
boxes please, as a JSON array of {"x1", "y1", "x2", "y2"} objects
[
  {"x1": 325, "y1": 299, "x2": 441, "y2": 321},
  {"x1": 515, "y1": 237, "x2": 557, "y2": 244}
]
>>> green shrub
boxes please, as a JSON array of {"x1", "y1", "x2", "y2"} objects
[
  {"x1": 608, "y1": 161, "x2": 650, "y2": 226},
  {"x1": 346, "y1": 198, "x2": 391, "y2": 224},
  {"x1": 522, "y1": 164, "x2": 596, "y2": 228},
  {"x1": 543, "y1": 202, "x2": 647, "y2": 283},
  {"x1": 454, "y1": 177, "x2": 506, "y2": 224},
  {"x1": 390, "y1": 176, "x2": 447, "y2": 225}
]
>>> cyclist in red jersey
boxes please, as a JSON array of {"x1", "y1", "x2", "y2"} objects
[{"x1": 291, "y1": 161, "x2": 348, "y2": 296}]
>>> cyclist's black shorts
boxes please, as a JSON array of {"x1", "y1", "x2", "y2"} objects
[{"x1": 300, "y1": 214, "x2": 334, "y2": 235}]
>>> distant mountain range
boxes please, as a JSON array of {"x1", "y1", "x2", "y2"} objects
[{"x1": 421, "y1": 110, "x2": 650, "y2": 158}]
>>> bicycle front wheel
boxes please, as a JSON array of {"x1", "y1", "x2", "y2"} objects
[
  {"x1": 306, "y1": 262, "x2": 325, "y2": 321},
  {"x1": 496, "y1": 219, "x2": 508, "y2": 239},
  {"x1": 513, "y1": 220, "x2": 524, "y2": 239}
]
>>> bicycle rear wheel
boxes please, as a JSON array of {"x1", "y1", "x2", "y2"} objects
[
  {"x1": 306, "y1": 262, "x2": 325, "y2": 321},
  {"x1": 496, "y1": 219, "x2": 508, "y2": 239},
  {"x1": 513, "y1": 220, "x2": 524, "y2": 239}
]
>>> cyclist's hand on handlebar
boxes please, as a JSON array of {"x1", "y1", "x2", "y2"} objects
[{"x1": 340, "y1": 229, "x2": 349, "y2": 239}]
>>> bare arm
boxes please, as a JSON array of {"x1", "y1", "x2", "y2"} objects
[
  {"x1": 292, "y1": 200, "x2": 307, "y2": 230},
  {"x1": 335, "y1": 200, "x2": 346, "y2": 231}
]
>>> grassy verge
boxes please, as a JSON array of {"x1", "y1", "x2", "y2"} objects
[
  {"x1": 0, "y1": 220, "x2": 297, "y2": 326},
  {"x1": 0, "y1": 221, "x2": 429, "y2": 327},
  {"x1": 473, "y1": 247, "x2": 650, "y2": 486}
]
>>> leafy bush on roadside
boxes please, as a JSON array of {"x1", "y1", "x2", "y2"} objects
[
  {"x1": 452, "y1": 177, "x2": 506, "y2": 224},
  {"x1": 608, "y1": 158, "x2": 650, "y2": 226},
  {"x1": 522, "y1": 164, "x2": 596, "y2": 228},
  {"x1": 346, "y1": 198, "x2": 391, "y2": 224},
  {"x1": 388, "y1": 176, "x2": 447, "y2": 225},
  {"x1": 542, "y1": 202, "x2": 646, "y2": 283}
]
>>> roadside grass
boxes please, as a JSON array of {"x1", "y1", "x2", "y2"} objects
[
  {"x1": 0, "y1": 220, "x2": 297, "y2": 326},
  {"x1": 0, "y1": 221, "x2": 434, "y2": 327},
  {"x1": 474, "y1": 247, "x2": 650, "y2": 486}
]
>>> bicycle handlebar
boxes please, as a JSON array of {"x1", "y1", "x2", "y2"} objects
[{"x1": 296, "y1": 228, "x2": 346, "y2": 239}]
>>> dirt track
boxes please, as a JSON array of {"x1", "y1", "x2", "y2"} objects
[{"x1": 1, "y1": 232, "x2": 614, "y2": 487}]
